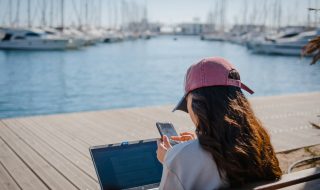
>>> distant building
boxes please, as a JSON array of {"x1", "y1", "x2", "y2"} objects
[
  {"x1": 126, "y1": 20, "x2": 161, "y2": 33},
  {"x1": 175, "y1": 23, "x2": 215, "y2": 35}
]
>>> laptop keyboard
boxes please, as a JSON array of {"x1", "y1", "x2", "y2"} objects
[{"x1": 125, "y1": 183, "x2": 159, "y2": 190}]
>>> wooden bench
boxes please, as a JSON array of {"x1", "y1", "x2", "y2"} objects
[{"x1": 235, "y1": 167, "x2": 320, "y2": 190}]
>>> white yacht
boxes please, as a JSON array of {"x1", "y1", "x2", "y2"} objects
[
  {"x1": 247, "y1": 29, "x2": 319, "y2": 56},
  {"x1": 0, "y1": 28, "x2": 69, "y2": 50},
  {"x1": 60, "y1": 28, "x2": 95, "y2": 46},
  {"x1": 46, "y1": 27, "x2": 86, "y2": 49}
]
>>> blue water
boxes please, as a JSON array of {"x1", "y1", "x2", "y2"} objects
[{"x1": 0, "y1": 36, "x2": 319, "y2": 118}]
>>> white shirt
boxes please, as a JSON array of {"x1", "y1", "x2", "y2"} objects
[{"x1": 159, "y1": 139, "x2": 227, "y2": 190}]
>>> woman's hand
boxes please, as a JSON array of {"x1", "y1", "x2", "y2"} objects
[
  {"x1": 156, "y1": 135, "x2": 172, "y2": 164},
  {"x1": 171, "y1": 132, "x2": 196, "y2": 142}
]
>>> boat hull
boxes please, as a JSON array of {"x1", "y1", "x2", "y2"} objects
[
  {"x1": 0, "y1": 39, "x2": 68, "y2": 50},
  {"x1": 250, "y1": 43, "x2": 305, "y2": 56},
  {"x1": 66, "y1": 38, "x2": 85, "y2": 49}
]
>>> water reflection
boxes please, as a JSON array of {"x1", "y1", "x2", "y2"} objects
[{"x1": 0, "y1": 36, "x2": 319, "y2": 118}]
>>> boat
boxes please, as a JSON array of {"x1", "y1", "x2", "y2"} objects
[
  {"x1": 247, "y1": 29, "x2": 319, "y2": 56},
  {"x1": 57, "y1": 27, "x2": 90, "y2": 48},
  {"x1": 103, "y1": 31, "x2": 124, "y2": 43},
  {"x1": 200, "y1": 32, "x2": 228, "y2": 42},
  {"x1": 0, "y1": 28, "x2": 69, "y2": 50}
]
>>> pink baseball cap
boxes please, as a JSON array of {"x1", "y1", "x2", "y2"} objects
[{"x1": 173, "y1": 57, "x2": 254, "y2": 112}]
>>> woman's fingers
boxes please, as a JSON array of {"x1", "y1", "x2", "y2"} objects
[
  {"x1": 182, "y1": 134, "x2": 193, "y2": 141},
  {"x1": 171, "y1": 136, "x2": 182, "y2": 141},
  {"x1": 172, "y1": 136, "x2": 185, "y2": 141},
  {"x1": 171, "y1": 134, "x2": 194, "y2": 142},
  {"x1": 157, "y1": 139, "x2": 167, "y2": 150},
  {"x1": 156, "y1": 138, "x2": 167, "y2": 164},
  {"x1": 180, "y1": 132, "x2": 193, "y2": 135},
  {"x1": 162, "y1": 135, "x2": 172, "y2": 149},
  {"x1": 180, "y1": 132, "x2": 196, "y2": 137},
  {"x1": 156, "y1": 139, "x2": 161, "y2": 149}
]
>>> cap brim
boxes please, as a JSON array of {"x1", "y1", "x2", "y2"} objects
[
  {"x1": 240, "y1": 82, "x2": 254, "y2": 94},
  {"x1": 172, "y1": 94, "x2": 188, "y2": 113}
]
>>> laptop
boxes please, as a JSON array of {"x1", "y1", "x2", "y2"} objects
[{"x1": 90, "y1": 139, "x2": 163, "y2": 190}]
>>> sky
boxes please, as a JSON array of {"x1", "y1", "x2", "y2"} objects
[
  {"x1": 147, "y1": 0, "x2": 317, "y2": 26},
  {"x1": 0, "y1": 0, "x2": 318, "y2": 28}
]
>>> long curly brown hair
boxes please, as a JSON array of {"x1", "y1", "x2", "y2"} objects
[{"x1": 190, "y1": 70, "x2": 282, "y2": 188}]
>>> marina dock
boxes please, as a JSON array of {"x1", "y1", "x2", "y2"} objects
[{"x1": 0, "y1": 92, "x2": 319, "y2": 190}]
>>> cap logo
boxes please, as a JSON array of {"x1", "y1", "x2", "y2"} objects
[{"x1": 227, "y1": 79, "x2": 241, "y2": 87}]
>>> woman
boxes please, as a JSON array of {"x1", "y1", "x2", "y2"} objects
[{"x1": 157, "y1": 57, "x2": 281, "y2": 189}]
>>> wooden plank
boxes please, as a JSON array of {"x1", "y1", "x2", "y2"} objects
[
  {"x1": 74, "y1": 111, "x2": 137, "y2": 141},
  {"x1": 0, "y1": 129, "x2": 48, "y2": 190},
  {"x1": 279, "y1": 178, "x2": 320, "y2": 190},
  {"x1": 28, "y1": 116, "x2": 91, "y2": 158},
  {"x1": 255, "y1": 167, "x2": 320, "y2": 190},
  {"x1": 0, "y1": 160, "x2": 21, "y2": 190},
  {"x1": 235, "y1": 167, "x2": 320, "y2": 190},
  {"x1": 6, "y1": 118, "x2": 98, "y2": 179},
  {"x1": 271, "y1": 128, "x2": 320, "y2": 152},
  {"x1": 38, "y1": 110, "x2": 150, "y2": 146},
  {"x1": 47, "y1": 112, "x2": 122, "y2": 145},
  {"x1": 0, "y1": 121, "x2": 77, "y2": 190},
  {"x1": 35, "y1": 115, "x2": 93, "y2": 146},
  {"x1": 46, "y1": 112, "x2": 120, "y2": 145},
  {"x1": 2, "y1": 119, "x2": 99, "y2": 190},
  {"x1": 89, "y1": 110, "x2": 158, "y2": 139}
]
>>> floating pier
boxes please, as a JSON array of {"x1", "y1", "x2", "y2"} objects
[{"x1": 0, "y1": 92, "x2": 319, "y2": 189}]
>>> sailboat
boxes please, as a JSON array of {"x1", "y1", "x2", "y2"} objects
[
  {"x1": 0, "y1": 27, "x2": 69, "y2": 50},
  {"x1": 0, "y1": 0, "x2": 71, "y2": 50},
  {"x1": 247, "y1": 29, "x2": 319, "y2": 56}
]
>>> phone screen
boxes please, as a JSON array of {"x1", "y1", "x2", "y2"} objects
[{"x1": 156, "y1": 122, "x2": 179, "y2": 145}]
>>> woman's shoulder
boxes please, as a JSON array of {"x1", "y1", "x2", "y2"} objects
[
  {"x1": 164, "y1": 139, "x2": 204, "y2": 165},
  {"x1": 168, "y1": 139, "x2": 196, "y2": 152},
  {"x1": 163, "y1": 140, "x2": 225, "y2": 189}
]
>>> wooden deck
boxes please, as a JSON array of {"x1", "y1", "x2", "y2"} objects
[{"x1": 0, "y1": 92, "x2": 319, "y2": 190}]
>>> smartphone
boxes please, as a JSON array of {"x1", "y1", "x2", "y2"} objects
[{"x1": 156, "y1": 122, "x2": 179, "y2": 146}]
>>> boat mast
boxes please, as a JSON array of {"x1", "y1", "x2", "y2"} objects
[
  {"x1": 98, "y1": 0, "x2": 102, "y2": 29},
  {"x1": 263, "y1": 0, "x2": 268, "y2": 27},
  {"x1": 220, "y1": 0, "x2": 226, "y2": 32},
  {"x1": 15, "y1": 0, "x2": 21, "y2": 27},
  {"x1": 9, "y1": 0, "x2": 12, "y2": 27},
  {"x1": 242, "y1": 0, "x2": 247, "y2": 27},
  {"x1": 71, "y1": 0, "x2": 81, "y2": 29},
  {"x1": 41, "y1": 0, "x2": 47, "y2": 27},
  {"x1": 214, "y1": 0, "x2": 219, "y2": 32},
  {"x1": 121, "y1": 0, "x2": 125, "y2": 30},
  {"x1": 61, "y1": 0, "x2": 64, "y2": 30},
  {"x1": 27, "y1": 0, "x2": 31, "y2": 28},
  {"x1": 251, "y1": 1, "x2": 257, "y2": 25},
  {"x1": 114, "y1": 1, "x2": 118, "y2": 29},
  {"x1": 272, "y1": 0, "x2": 277, "y2": 30},
  {"x1": 277, "y1": 0, "x2": 282, "y2": 30},
  {"x1": 85, "y1": 0, "x2": 88, "y2": 28},
  {"x1": 50, "y1": 0, "x2": 53, "y2": 27},
  {"x1": 314, "y1": 1, "x2": 319, "y2": 27},
  {"x1": 307, "y1": 0, "x2": 311, "y2": 27},
  {"x1": 110, "y1": 0, "x2": 114, "y2": 29}
]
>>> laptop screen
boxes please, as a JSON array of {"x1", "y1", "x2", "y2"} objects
[{"x1": 90, "y1": 140, "x2": 163, "y2": 189}]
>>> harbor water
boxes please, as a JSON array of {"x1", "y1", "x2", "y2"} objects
[{"x1": 0, "y1": 36, "x2": 319, "y2": 118}]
